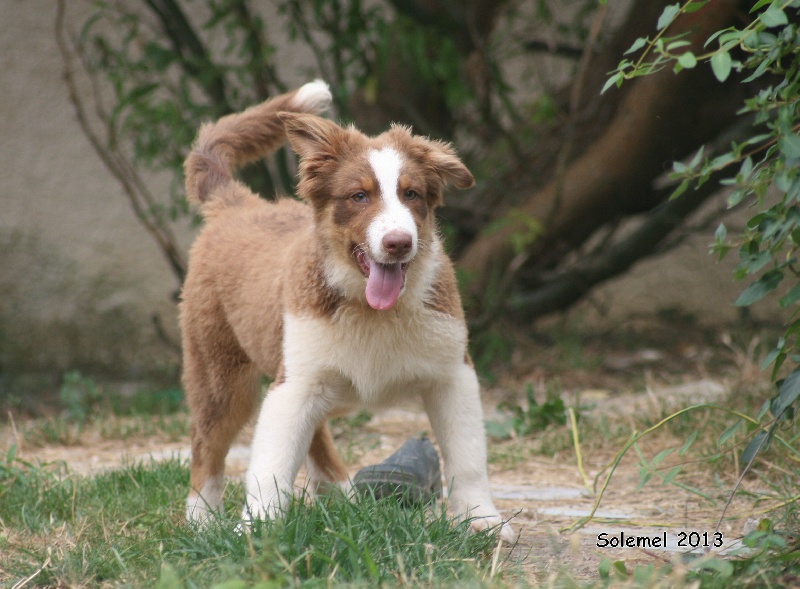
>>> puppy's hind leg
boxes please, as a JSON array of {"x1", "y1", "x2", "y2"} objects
[
  {"x1": 306, "y1": 422, "x2": 350, "y2": 494},
  {"x1": 185, "y1": 350, "x2": 260, "y2": 523}
]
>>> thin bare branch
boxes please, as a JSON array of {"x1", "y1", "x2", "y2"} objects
[{"x1": 56, "y1": 0, "x2": 187, "y2": 283}]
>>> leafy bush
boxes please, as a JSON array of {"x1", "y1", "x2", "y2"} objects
[{"x1": 608, "y1": 0, "x2": 800, "y2": 464}]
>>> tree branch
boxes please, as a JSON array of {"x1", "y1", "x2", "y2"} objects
[
  {"x1": 144, "y1": 0, "x2": 281, "y2": 195},
  {"x1": 143, "y1": 0, "x2": 229, "y2": 111},
  {"x1": 230, "y1": 0, "x2": 285, "y2": 98},
  {"x1": 466, "y1": 0, "x2": 608, "y2": 330},
  {"x1": 506, "y1": 177, "x2": 723, "y2": 322},
  {"x1": 522, "y1": 39, "x2": 583, "y2": 59},
  {"x1": 507, "y1": 113, "x2": 765, "y2": 321},
  {"x1": 458, "y1": 0, "x2": 745, "y2": 307},
  {"x1": 228, "y1": 0, "x2": 295, "y2": 193}
]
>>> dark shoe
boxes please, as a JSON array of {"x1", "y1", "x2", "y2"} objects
[{"x1": 352, "y1": 436, "x2": 442, "y2": 506}]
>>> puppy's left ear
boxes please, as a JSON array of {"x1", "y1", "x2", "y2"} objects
[
  {"x1": 278, "y1": 112, "x2": 347, "y2": 162},
  {"x1": 279, "y1": 112, "x2": 363, "y2": 205},
  {"x1": 426, "y1": 139, "x2": 475, "y2": 190}
]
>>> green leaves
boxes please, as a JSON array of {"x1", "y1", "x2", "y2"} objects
[
  {"x1": 624, "y1": 37, "x2": 648, "y2": 55},
  {"x1": 657, "y1": 4, "x2": 681, "y2": 30},
  {"x1": 601, "y1": 71, "x2": 624, "y2": 94},
  {"x1": 779, "y1": 133, "x2": 800, "y2": 160},
  {"x1": 740, "y1": 368, "x2": 800, "y2": 470},
  {"x1": 614, "y1": 1, "x2": 800, "y2": 415},
  {"x1": 759, "y1": 5, "x2": 789, "y2": 27},
  {"x1": 773, "y1": 369, "x2": 800, "y2": 418},
  {"x1": 484, "y1": 209, "x2": 543, "y2": 256},
  {"x1": 717, "y1": 420, "x2": 741, "y2": 446},
  {"x1": 735, "y1": 269, "x2": 784, "y2": 306},
  {"x1": 779, "y1": 283, "x2": 800, "y2": 308},
  {"x1": 710, "y1": 50, "x2": 732, "y2": 82},
  {"x1": 676, "y1": 51, "x2": 697, "y2": 70}
]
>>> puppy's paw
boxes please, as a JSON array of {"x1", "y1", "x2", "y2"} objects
[
  {"x1": 470, "y1": 515, "x2": 518, "y2": 544},
  {"x1": 186, "y1": 492, "x2": 217, "y2": 526},
  {"x1": 241, "y1": 493, "x2": 285, "y2": 524},
  {"x1": 450, "y1": 494, "x2": 517, "y2": 543}
]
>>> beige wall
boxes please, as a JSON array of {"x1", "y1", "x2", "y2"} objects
[
  {"x1": 1, "y1": 1, "x2": 184, "y2": 380},
  {"x1": 0, "y1": 1, "x2": 780, "y2": 384}
]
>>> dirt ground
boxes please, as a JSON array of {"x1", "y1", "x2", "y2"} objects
[{"x1": 1, "y1": 318, "x2": 779, "y2": 584}]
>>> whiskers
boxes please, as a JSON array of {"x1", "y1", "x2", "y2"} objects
[{"x1": 351, "y1": 242, "x2": 369, "y2": 262}]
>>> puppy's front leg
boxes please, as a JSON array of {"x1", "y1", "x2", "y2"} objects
[
  {"x1": 423, "y1": 363, "x2": 516, "y2": 543},
  {"x1": 243, "y1": 379, "x2": 327, "y2": 521}
]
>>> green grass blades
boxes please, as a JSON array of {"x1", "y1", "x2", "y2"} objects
[
  {"x1": 166, "y1": 489, "x2": 508, "y2": 587},
  {"x1": 0, "y1": 452, "x2": 511, "y2": 588},
  {"x1": 1, "y1": 451, "x2": 188, "y2": 586}
]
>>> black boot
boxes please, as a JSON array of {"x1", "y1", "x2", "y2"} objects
[{"x1": 352, "y1": 436, "x2": 442, "y2": 506}]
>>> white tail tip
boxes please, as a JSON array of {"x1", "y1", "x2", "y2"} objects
[{"x1": 293, "y1": 79, "x2": 332, "y2": 114}]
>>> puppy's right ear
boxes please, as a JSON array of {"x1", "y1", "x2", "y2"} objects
[{"x1": 278, "y1": 112, "x2": 348, "y2": 162}]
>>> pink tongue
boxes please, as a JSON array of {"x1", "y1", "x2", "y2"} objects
[{"x1": 365, "y1": 260, "x2": 405, "y2": 310}]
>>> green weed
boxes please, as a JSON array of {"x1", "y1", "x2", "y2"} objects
[
  {"x1": 59, "y1": 370, "x2": 104, "y2": 423},
  {"x1": 96, "y1": 412, "x2": 190, "y2": 441},
  {"x1": 487, "y1": 382, "x2": 569, "y2": 440},
  {"x1": 18, "y1": 415, "x2": 85, "y2": 446},
  {"x1": 551, "y1": 329, "x2": 598, "y2": 372},
  {"x1": 112, "y1": 386, "x2": 185, "y2": 416},
  {"x1": 471, "y1": 324, "x2": 515, "y2": 384}
]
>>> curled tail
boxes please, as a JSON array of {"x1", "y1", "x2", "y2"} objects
[{"x1": 184, "y1": 79, "x2": 332, "y2": 211}]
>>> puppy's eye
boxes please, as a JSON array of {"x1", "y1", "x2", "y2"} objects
[
  {"x1": 351, "y1": 192, "x2": 368, "y2": 204},
  {"x1": 404, "y1": 189, "x2": 420, "y2": 201}
]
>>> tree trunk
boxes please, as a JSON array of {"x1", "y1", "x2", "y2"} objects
[{"x1": 458, "y1": 0, "x2": 745, "y2": 308}]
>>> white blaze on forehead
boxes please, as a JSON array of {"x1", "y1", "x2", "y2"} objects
[
  {"x1": 367, "y1": 147, "x2": 418, "y2": 262},
  {"x1": 369, "y1": 147, "x2": 402, "y2": 200}
]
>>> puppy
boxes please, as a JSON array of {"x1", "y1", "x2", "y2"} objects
[{"x1": 180, "y1": 80, "x2": 514, "y2": 542}]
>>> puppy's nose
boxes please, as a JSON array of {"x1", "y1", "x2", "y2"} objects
[{"x1": 382, "y1": 230, "x2": 413, "y2": 257}]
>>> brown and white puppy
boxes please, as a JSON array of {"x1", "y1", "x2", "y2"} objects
[{"x1": 180, "y1": 80, "x2": 514, "y2": 541}]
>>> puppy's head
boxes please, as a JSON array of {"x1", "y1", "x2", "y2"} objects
[{"x1": 280, "y1": 113, "x2": 474, "y2": 311}]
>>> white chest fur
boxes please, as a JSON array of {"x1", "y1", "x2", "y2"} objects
[{"x1": 282, "y1": 306, "x2": 468, "y2": 407}]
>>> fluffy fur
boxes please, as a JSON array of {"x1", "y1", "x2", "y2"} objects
[{"x1": 180, "y1": 80, "x2": 515, "y2": 542}]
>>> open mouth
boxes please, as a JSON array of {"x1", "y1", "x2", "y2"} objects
[{"x1": 355, "y1": 248, "x2": 409, "y2": 311}]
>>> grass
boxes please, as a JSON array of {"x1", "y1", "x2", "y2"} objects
[
  {"x1": 0, "y1": 450, "x2": 514, "y2": 588},
  {"x1": 1, "y1": 374, "x2": 515, "y2": 586},
  {"x1": 5, "y1": 354, "x2": 800, "y2": 587}
]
